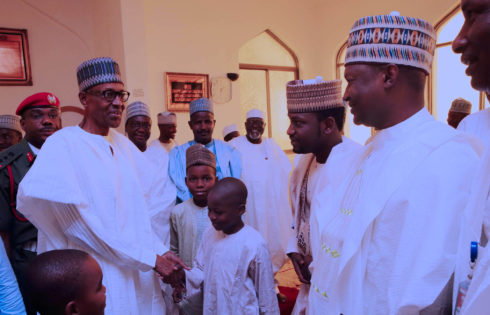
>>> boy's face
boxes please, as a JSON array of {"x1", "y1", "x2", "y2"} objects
[
  {"x1": 74, "y1": 256, "x2": 106, "y2": 315},
  {"x1": 207, "y1": 191, "x2": 245, "y2": 234},
  {"x1": 185, "y1": 165, "x2": 216, "y2": 204}
]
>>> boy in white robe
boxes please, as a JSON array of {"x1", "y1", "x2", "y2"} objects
[
  {"x1": 173, "y1": 178, "x2": 280, "y2": 315},
  {"x1": 170, "y1": 144, "x2": 216, "y2": 267}
]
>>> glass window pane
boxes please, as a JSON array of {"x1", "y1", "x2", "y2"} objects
[
  {"x1": 269, "y1": 70, "x2": 295, "y2": 150},
  {"x1": 239, "y1": 69, "x2": 268, "y2": 134},
  {"x1": 239, "y1": 32, "x2": 295, "y2": 67},
  {"x1": 435, "y1": 45, "x2": 480, "y2": 124},
  {"x1": 438, "y1": 12, "x2": 464, "y2": 43}
]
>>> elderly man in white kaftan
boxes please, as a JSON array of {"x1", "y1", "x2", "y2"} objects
[
  {"x1": 169, "y1": 98, "x2": 241, "y2": 202},
  {"x1": 17, "y1": 57, "x2": 181, "y2": 315},
  {"x1": 308, "y1": 14, "x2": 483, "y2": 314},
  {"x1": 230, "y1": 109, "x2": 292, "y2": 276},
  {"x1": 285, "y1": 77, "x2": 362, "y2": 314}
]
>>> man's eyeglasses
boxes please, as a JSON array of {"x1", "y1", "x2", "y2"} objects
[{"x1": 86, "y1": 89, "x2": 130, "y2": 102}]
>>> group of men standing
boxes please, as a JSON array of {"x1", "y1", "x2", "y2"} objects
[{"x1": 1, "y1": 0, "x2": 490, "y2": 314}]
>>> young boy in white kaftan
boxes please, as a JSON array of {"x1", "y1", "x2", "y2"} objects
[
  {"x1": 172, "y1": 178, "x2": 280, "y2": 315},
  {"x1": 170, "y1": 144, "x2": 216, "y2": 267}
]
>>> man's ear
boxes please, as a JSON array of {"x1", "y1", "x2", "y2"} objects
[
  {"x1": 238, "y1": 203, "x2": 246, "y2": 216},
  {"x1": 382, "y1": 64, "x2": 399, "y2": 89},
  {"x1": 320, "y1": 116, "x2": 335, "y2": 135},
  {"x1": 20, "y1": 117, "x2": 26, "y2": 132},
  {"x1": 79, "y1": 92, "x2": 88, "y2": 109},
  {"x1": 65, "y1": 300, "x2": 79, "y2": 315}
]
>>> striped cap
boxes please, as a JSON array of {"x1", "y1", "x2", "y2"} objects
[
  {"x1": 0, "y1": 115, "x2": 22, "y2": 134},
  {"x1": 345, "y1": 12, "x2": 436, "y2": 74},
  {"x1": 77, "y1": 57, "x2": 123, "y2": 91},
  {"x1": 287, "y1": 77, "x2": 343, "y2": 113},
  {"x1": 125, "y1": 101, "x2": 151, "y2": 123},
  {"x1": 186, "y1": 143, "x2": 216, "y2": 170}
]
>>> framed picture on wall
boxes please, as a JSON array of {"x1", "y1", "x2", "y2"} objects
[
  {"x1": 0, "y1": 28, "x2": 32, "y2": 86},
  {"x1": 164, "y1": 72, "x2": 209, "y2": 111}
]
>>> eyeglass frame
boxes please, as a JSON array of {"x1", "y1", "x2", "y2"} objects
[{"x1": 85, "y1": 89, "x2": 131, "y2": 103}]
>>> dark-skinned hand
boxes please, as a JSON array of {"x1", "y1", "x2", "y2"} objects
[{"x1": 288, "y1": 252, "x2": 312, "y2": 284}]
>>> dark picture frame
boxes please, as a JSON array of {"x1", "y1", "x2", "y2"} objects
[
  {"x1": 0, "y1": 28, "x2": 32, "y2": 86},
  {"x1": 164, "y1": 72, "x2": 209, "y2": 112}
]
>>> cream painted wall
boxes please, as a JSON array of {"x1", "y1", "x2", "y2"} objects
[{"x1": 2, "y1": 0, "x2": 459, "y2": 142}]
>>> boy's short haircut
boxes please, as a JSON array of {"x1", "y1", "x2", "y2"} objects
[
  {"x1": 25, "y1": 249, "x2": 90, "y2": 315},
  {"x1": 186, "y1": 144, "x2": 216, "y2": 171},
  {"x1": 210, "y1": 177, "x2": 248, "y2": 205}
]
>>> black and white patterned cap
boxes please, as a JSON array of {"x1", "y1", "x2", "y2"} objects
[{"x1": 76, "y1": 57, "x2": 123, "y2": 91}]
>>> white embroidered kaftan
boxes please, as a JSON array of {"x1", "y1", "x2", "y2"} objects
[
  {"x1": 308, "y1": 108, "x2": 482, "y2": 315},
  {"x1": 17, "y1": 126, "x2": 175, "y2": 315}
]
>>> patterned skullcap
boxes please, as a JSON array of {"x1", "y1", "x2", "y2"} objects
[
  {"x1": 450, "y1": 98, "x2": 472, "y2": 114},
  {"x1": 125, "y1": 101, "x2": 151, "y2": 123},
  {"x1": 77, "y1": 57, "x2": 123, "y2": 91},
  {"x1": 222, "y1": 124, "x2": 238, "y2": 138},
  {"x1": 157, "y1": 111, "x2": 177, "y2": 125},
  {"x1": 16, "y1": 92, "x2": 61, "y2": 115},
  {"x1": 189, "y1": 98, "x2": 213, "y2": 116},
  {"x1": 345, "y1": 12, "x2": 436, "y2": 74},
  {"x1": 186, "y1": 143, "x2": 216, "y2": 170},
  {"x1": 286, "y1": 76, "x2": 343, "y2": 113},
  {"x1": 246, "y1": 109, "x2": 265, "y2": 120},
  {"x1": 0, "y1": 115, "x2": 22, "y2": 134}
]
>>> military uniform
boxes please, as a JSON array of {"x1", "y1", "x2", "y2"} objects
[{"x1": 0, "y1": 138, "x2": 37, "y2": 315}]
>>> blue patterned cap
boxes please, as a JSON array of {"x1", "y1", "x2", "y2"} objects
[
  {"x1": 77, "y1": 57, "x2": 123, "y2": 91},
  {"x1": 189, "y1": 98, "x2": 213, "y2": 116},
  {"x1": 345, "y1": 12, "x2": 436, "y2": 74}
]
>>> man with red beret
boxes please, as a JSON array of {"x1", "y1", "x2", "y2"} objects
[{"x1": 0, "y1": 92, "x2": 61, "y2": 314}]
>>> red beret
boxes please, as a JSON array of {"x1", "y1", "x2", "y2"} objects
[{"x1": 16, "y1": 92, "x2": 61, "y2": 115}]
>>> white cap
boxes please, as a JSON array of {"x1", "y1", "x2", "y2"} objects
[
  {"x1": 246, "y1": 109, "x2": 265, "y2": 120},
  {"x1": 157, "y1": 111, "x2": 177, "y2": 124},
  {"x1": 222, "y1": 124, "x2": 238, "y2": 137}
]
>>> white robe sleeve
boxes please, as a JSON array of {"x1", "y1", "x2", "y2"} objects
[{"x1": 248, "y1": 243, "x2": 280, "y2": 315}]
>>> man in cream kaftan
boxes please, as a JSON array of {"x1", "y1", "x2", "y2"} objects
[
  {"x1": 183, "y1": 225, "x2": 280, "y2": 315},
  {"x1": 230, "y1": 109, "x2": 293, "y2": 275}
]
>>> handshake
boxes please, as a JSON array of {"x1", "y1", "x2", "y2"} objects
[{"x1": 153, "y1": 251, "x2": 188, "y2": 303}]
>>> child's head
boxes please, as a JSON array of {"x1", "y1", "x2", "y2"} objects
[
  {"x1": 185, "y1": 144, "x2": 217, "y2": 206},
  {"x1": 207, "y1": 177, "x2": 247, "y2": 234},
  {"x1": 25, "y1": 249, "x2": 106, "y2": 315}
]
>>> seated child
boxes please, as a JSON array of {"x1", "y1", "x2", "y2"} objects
[
  {"x1": 174, "y1": 177, "x2": 280, "y2": 315},
  {"x1": 24, "y1": 249, "x2": 106, "y2": 315},
  {"x1": 170, "y1": 143, "x2": 217, "y2": 267}
]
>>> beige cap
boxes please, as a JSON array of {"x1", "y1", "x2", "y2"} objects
[
  {"x1": 186, "y1": 143, "x2": 216, "y2": 170},
  {"x1": 286, "y1": 76, "x2": 343, "y2": 113}
]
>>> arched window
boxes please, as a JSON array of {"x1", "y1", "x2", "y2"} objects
[
  {"x1": 336, "y1": 6, "x2": 488, "y2": 141},
  {"x1": 239, "y1": 30, "x2": 299, "y2": 151}
]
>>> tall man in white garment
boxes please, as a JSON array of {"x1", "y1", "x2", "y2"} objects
[
  {"x1": 285, "y1": 77, "x2": 362, "y2": 315},
  {"x1": 169, "y1": 97, "x2": 242, "y2": 202},
  {"x1": 451, "y1": 0, "x2": 490, "y2": 313},
  {"x1": 16, "y1": 57, "x2": 186, "y2": 315},
  {"x1": 308, "y1": 13, "x2": 483, "y2": 315},
  {"x1": 229, "y1": 108, "x2": 293, "y2": 297}
]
